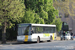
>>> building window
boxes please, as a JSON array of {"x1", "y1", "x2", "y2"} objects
[
  {"x1": 64, "y1": 13, "x2": 69, "y2": 18},
  {"x1": 64, "y1": 22, "x2": 68, "y2": 25},
  {"x1": 53, "y1": 0, "x2": 55, "y2": 2},
  {"x1": 59, "y1": 13, "x2": 62, "y2": 18},
  {"x1": 61, "y1": 0, "x2": 65, "y2": 2},
  {"x1": 62, "y1": 22, "x2": 69, "y2": 31},
  {"x1": 53, "y1": 0, "x2": 65, "y2": 2},
  {"x1": 59, "y1": 15, "x2": 62, "y2": 18}
]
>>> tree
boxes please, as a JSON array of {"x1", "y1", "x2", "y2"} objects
[
  {"x1": 22, "y1": 0, "x2": 62, "y2": 31},
  {"x1": 24, "y1": 0, "x2": 58, "y2": 24},
  {"x1": 34, "y1": 13, "x2": 45, "y2": 24},
  {"x1": 53, "y1": 18, "x2": 62, "y2": 32},
  {"x1": 22, "y1": 10, "x2": 35, "y2": 23},
  {"x1": 0, "y1": 0, "x2": 25, "y2": 44},
  {"x1": 47, "y1": 9, "x2": 58, "y2": 24},
  {"x1": 21, "y1": 9, "x2": 45, "y2": 24}
]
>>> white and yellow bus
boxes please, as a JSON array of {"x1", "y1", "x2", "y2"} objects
[{"x1": 17, "y1": 23, "x2": 56, "y2": 43}]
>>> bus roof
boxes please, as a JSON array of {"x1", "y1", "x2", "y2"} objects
[
  {"x1": 18, "y1": 23, "x2": 56, "y2": 27},
  {"x1": 31, "y1": 24, "x2": 56, "y2": 27}
]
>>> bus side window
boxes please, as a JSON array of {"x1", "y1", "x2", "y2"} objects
[
  {"x1": 31, "y1": 30, "x2": 34, "y2": 34},
  {"x1": 32, "y1": 26, "x2": 36, "y2": 33}
]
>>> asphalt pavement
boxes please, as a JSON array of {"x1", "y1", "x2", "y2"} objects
[{"x1": 0, "y1": 40, "x2": 75, "y2": 50}]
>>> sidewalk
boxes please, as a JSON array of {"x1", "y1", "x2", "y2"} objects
[
  {"x1": 56, "y1": 36, "x2": 75, "y2": 40},
  {"x1": 0, "y1": 41, "x2": 17, "y2": 45},
  {"x1": 56, "y1": 36, "x2": 60, "y2": 41}
]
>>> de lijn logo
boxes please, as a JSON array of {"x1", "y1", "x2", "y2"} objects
[{"x1": 44, "y1": 34, "x2": 49, "y2": 37}]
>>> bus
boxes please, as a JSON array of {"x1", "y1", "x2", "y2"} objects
[{"x1": 17, "y1": 23, "x2": 56, "y2": 43}]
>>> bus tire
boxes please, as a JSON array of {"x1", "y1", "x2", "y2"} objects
[
  {"x1": 37, "y1": 37, "x2": 40, "y2": 43},
  {"x1": 49, "y1": 36, "x2": 52, "y2": 42}
]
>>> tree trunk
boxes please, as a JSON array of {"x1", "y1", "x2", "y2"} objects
[
  {"x1": 2, "y1": 22, "x2": 6, "y2": 44},
  {"x1": 24, "y1": 0, "x2": 27, "y2": 8}
]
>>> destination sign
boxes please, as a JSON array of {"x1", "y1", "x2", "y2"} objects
[{"x1": 18, "y1": 24, "x2": 30, "y2": 27}]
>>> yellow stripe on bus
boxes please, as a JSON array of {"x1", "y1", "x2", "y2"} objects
[
  {"x1": 24, "y1": 35, "x2": 28, "y2": 42},
  {"x1": 53, "y1": 33, "x2": 54, "y2": 40}
]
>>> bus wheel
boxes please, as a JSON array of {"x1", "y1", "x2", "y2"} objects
[
  {"x1": 37, "y1": 37, "x2": 40, "y2": 43},
  {"x1": 50, "y1": 36, "x2": 52, "y2": 42}
]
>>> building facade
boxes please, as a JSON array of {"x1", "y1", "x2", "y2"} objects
[
  {"x1": 59, "y1": 12, "x2": 75, "y2": 34},
  {"x1": 53, "y1": 0, "x2": 75, "y2": 34}
]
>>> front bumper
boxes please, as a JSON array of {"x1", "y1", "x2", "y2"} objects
[{"x1": 17, "y1": 35, "x2": 32, "y2": 42}]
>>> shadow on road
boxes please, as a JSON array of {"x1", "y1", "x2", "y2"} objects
[
  {"x1": 12, "y1": 41, "x2": 44, "y2": 45},
  {"x1": 0, "y1": 41, "x2": 50, "y2": 45}
]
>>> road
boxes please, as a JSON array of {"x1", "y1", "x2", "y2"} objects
[{"x1": 0, "y1": 40, "x2": 75, "y2": 50}]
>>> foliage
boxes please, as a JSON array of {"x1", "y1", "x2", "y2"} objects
[
  {"x1": 22, "y1": 10, "x2": 35, "y2": 23},
  {"x1": 34, "y1": 15, "x2": 45, "y2": 24},
  {"x1": 0, "y1": 0, "x2": 25, "y2": 27},
  {"x1": 0, "y1": 0, "x2": 25, "y2": 43},
  {"x1": 23, "y1": 0, "x2": 62, "y2": 32},
  {"x1": 53, "y1": 18, "x2": 62, "y2": 32},
  {"x1": 24, "y1": 0, "x2": 59, "y2": 24}
]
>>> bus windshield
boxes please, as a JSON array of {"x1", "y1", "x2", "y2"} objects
[{"x1": 18, "y1": 25, "x2": 30, "y2": 35}]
